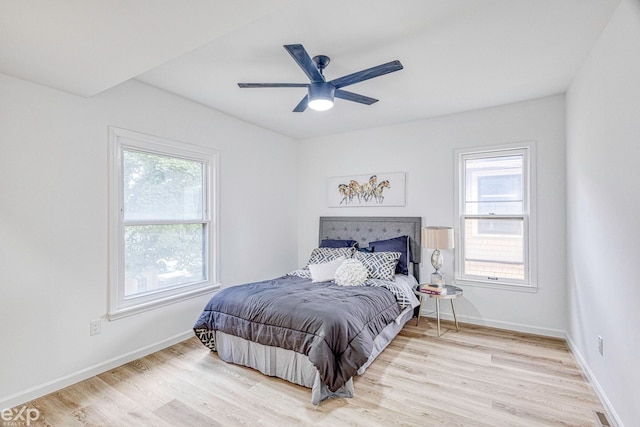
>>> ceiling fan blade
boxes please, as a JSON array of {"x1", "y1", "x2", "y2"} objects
[
  {"x1": 334, "y1": 89, "x2": 378, "y2": 105},
  {"x1": 238, "y1": 83, "x2": 308, "y2": 88},
  {"x1": 284, "y1": 44, "x2": 325, "y2": 83},
  {"x1": 330, "y1": 60, "x2": 403, "y2": 89},
  {"x1": 293, "y1": 95, "x2": 308, "y2": 112}
]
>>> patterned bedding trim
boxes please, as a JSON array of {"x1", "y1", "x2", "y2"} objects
[{"x1": 194, "y1": 328, "x2": 216, "y2": 351}]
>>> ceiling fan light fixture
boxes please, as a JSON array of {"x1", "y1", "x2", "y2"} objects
[
  {"x1": 308, "y1": 82, "x2": 334, "y2": 111},
  {"x1": 238, "y1": 44, "x2": 403, "y2": 112},
  {"x1": 308, "y1": 98, "x2": 334, "y2": 111}
]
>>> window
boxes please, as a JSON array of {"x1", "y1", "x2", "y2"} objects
[
  {"x1": 454, "y1": 142, "x2": 537, "y2": 290},
  {"x1": 108, "y1": 128, "x2": 219, "y2": 319}
]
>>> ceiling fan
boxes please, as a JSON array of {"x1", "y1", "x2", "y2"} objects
[{"x1": 238, "y1": 44, "x2": 403, "y2": 112}]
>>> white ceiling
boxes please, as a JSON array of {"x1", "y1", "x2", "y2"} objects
[{"x1": 1, "y1": 0, "x2": 621, "y2": 139}]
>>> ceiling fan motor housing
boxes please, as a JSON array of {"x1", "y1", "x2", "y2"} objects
[{"x1": 309, "y1": 82, "x2": 334, "y2": 101}]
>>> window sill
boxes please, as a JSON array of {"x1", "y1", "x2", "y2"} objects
[
  {"x1": 108, "y1": 282, "x2": 221, "y2": 320},
  {"x1": 453, "y1": 278, "x2": 537, "y2": 293}
]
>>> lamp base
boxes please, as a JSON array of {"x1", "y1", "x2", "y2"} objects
[{"x1": 430, "y1": 271, "x2": 445, "y2": 287}]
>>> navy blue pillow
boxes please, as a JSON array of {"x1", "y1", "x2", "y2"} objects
[
  {"x1": 369, "y1": 235, "x2": 410, "y2": 275},
  {"x1": 320, "y1": 239, "x2": 358, "y2": 248}
]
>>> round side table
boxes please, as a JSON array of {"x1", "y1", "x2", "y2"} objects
[{"x1": 413, "y1": 285, "x2": 463, "y2": 337}]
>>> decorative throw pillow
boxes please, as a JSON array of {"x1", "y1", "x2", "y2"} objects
[
  {"x1": 334, "y1": 259, "x2": 369, "y2": 286},
  {"x1": 370, "y1": 235, "x2": 410, "y2": 275},
  {"x1": 308, "y1": 256, "x2": 347, "y2": 283},
  {"x1": 305, "y1": 247, "x2": 355, "y2": 268},
  {"x1": 320, "y1": 239, "x2": 358, "y2": 248},
  {"x1": 354, "y1": 251, "x2": 401, "y2": 281}
]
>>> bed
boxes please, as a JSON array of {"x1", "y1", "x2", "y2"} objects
[{"x1": 193, "y1": 216, "x2": 422, "y2": 404}]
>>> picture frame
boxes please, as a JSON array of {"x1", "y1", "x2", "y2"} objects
[{"x1": 327, "y1": 172, "x2": 406, "y2": 207}]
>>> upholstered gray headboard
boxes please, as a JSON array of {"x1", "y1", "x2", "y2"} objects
[{"x1": 319, "y1": 216, "x2": 422, "y2": 280}]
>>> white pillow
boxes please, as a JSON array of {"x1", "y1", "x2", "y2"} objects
[
  {"x1": 334, "y1": 259, "x2": 369, "y2": 286},
  {"x1": 308, "y1": 256, "x2": 347, "y2": 283}
]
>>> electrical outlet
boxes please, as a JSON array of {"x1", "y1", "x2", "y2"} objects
[
  {"x1": 90, "y1": 319, "x2": 101, "y2": 336},
  {"x1": 598, "y1": 335, "x2": 604, "y2": 356}
]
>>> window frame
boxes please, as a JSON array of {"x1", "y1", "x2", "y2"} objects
[
  {"x1": 454, "y1": 141, "x2": 537, "y2": 292},
  {"x1": 108, "y1": 127, "x2": 219, "y2": 319}
]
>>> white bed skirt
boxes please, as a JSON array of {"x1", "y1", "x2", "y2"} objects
[{"x1": 215, "y1": 307, "x2": 413, "y2": 404}]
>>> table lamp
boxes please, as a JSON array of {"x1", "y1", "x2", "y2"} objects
[{"x1": 422, "y1": 226, "x2": 454, "y2": 287}]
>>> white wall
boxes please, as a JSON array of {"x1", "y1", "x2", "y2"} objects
[
  {"x1": 566, "y1": 0, "x2": 640, "y2": 425},
  {"x1": 0, "y1": 75, "x2": 298, "y2": 408},
  {"x1": 297, "y1": 95, "x2": 567, "y2": 336}
]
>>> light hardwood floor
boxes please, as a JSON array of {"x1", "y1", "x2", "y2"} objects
[{"x1": 19, "y1": 319, "x2": 606, "y2": 426}]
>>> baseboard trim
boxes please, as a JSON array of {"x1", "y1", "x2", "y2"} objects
[
  {"x1": 421, "y1": 311, "x2": 566, "y2": 338},
  {"x1": 0, "y1": 330, "x2": 194, "y2": 411},
  {"x1": 565, "y1": 334, "x2": 624, "y2": 427}
]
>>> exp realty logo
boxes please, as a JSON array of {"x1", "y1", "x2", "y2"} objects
[{"x1": 1, "y1": 407, "x2": 40, "y2": 426}]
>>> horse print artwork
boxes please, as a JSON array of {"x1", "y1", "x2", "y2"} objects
[
  {"x1": 338, "y1": 176, "x2": 390, "y2": 205},
  {"x1": 328, "y1": 172, "x2": 406, "y2": 207}
]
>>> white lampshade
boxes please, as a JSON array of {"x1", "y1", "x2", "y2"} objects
[{"x1": 422, "y1": 226, "x2": 454, "y2": 250}]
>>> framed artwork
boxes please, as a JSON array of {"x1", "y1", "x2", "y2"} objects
[{"x1": 327, "y1": 172, "x2": 406, "y2": 207}]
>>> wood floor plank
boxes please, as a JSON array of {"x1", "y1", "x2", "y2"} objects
[
  {"x1": 153, "y1": 399, "x2": 220, "y2": 426},
  {"x1": 15, "y1": 321, "x2": 606, "y2": 426}
]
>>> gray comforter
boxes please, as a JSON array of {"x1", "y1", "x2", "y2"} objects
[{"x1": 193, "y1": 275, "x2": 401, "y2": 392}]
